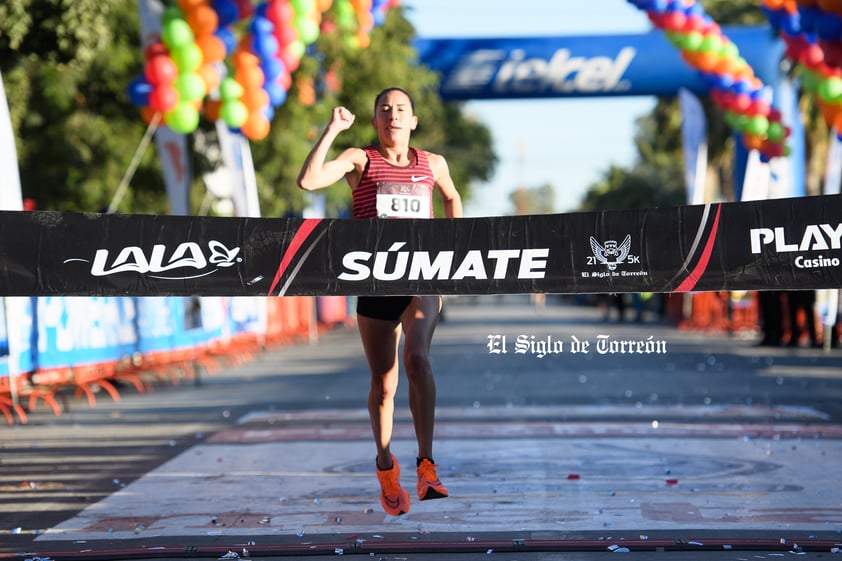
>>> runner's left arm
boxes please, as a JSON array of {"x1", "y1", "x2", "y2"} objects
[{"x1": 428, "y1": 152, "x2": 463, "y2": 219}]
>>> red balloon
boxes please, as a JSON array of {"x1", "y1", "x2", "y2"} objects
[
  {"x1": 732, "y1": 94, "x2": 752, "y2": 113},
  {"x1": 145, "y1": 54, "x2": 178, "y2": 85},
  {"x1": 747, "y1": 99, "x2": 771, "y2": 116},
  {"x1": 273, "y1": 22, "x2": 298, "y2": 46},
  {"x1": 144, "y1": 42, "x2": 169, "y2": 60},
  {"x1": 149, "y1": 84, "x2": 179, "y2": 112},
  {"x1": 265, "y1": 0, "x2": 294, "y2": 25},
  {"x1": 661, "y1": 11, "x2": 687, "y2": 31},
  {"x1": 683, "y1": 14, "x2": 705, "y2": 32},
  {"x1": 801, "y1": 44, "x2": 825, "y2": 68}
]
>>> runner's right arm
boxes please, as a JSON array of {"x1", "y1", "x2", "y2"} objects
[{"x1": 297, "y1": 107, "x2": 364, "y2": 191}]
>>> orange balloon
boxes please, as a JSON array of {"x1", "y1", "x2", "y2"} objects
[
  {"x1": 236, "y1": 64, "x2": 265, "y2": 89},
  {"x1": 356, "y1": 30, "x2": 371, "y2": 49},
  {"x1": 204, "y1": 99, "x2": 222, "y2": 122},
  {"x1": 179, "y1": 0, "x2": 207, "y2": 10},
  {"x1": 818, "y1": 0, "x2": 842, "y2": 14},
  {"x1": 241, "y1": 112, "x2": 271, "y2": 140},
  {"x1": 681, "y1": 51, "x2": 700, "y2": 67},
  {"x1": 232, "y1": 45, "x2": 260, "y2": 69},
  {"x1": 195, "y1": 33, "x2": 226, "y2": 63},
  {"x1": 742, "y1": 132, "x2": 764, "y2": 151},
  {"x1": 713, "y1": 56, "x2": 739, "y2": 76},
  {"x1": 297, "y1": 77, "x2": 316, "y2": 106},
  {"x1": 831, "y1": 108, "x2": 842, "y2": 132},
  {"x1": 187, "y1": 4, "x2": 219, "y2": 36},
  {"x1": 197, "y1": 63, "x2": 221, "y2": 93},
  {"x1": 141, "y1": 106, "x2": 158, "y2": 125},
  {"x1": 241, "y1": 86, "x2": 270, "y2": 110},
  {"x1": 357, "y1": 10, "x2": 374, "y2": 32},
  {"x1": 695, "y1": 52, "x2": 720, "y2": 73},
  {"x1": 818, "y1": 99, "x2": 842, "y2": 126}
]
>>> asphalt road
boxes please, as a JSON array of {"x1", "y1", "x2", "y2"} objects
[{"x1": 1, "y1": 295, "x2": 841, "y2": 560}]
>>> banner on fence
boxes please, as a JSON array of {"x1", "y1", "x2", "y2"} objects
[{"x1": 0, "y1": 195, "x2": 840, "y2": 297}]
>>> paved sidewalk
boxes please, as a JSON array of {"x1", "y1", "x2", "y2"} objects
[{"x1": 2, "y1": 295, "x2": 841, "y2": 560}]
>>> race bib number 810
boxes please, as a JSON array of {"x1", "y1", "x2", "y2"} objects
[{"x1": 376, "y1": 183, "x2": 432, "y2": 219}]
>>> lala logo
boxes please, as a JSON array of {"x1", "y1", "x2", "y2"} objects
[{"x1": 64, "y1": 240, "x2": 241, "y2": 280}]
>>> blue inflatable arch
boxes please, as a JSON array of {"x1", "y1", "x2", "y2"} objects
[{"x1": 414, "y1": 26, "x2": 804, "y2": 199}]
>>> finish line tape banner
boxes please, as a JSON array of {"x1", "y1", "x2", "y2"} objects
[{"x1": 1, "y1": 195, "x2": 840, "y2": 297}]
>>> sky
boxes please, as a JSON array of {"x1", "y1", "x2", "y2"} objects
[{"x1": 402, "y1": 0, "x2": 657, "y2": 217}]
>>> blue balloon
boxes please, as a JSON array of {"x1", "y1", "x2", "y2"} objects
[
  {"x1": 649, "y1": 0, "x2": 668, "y2": 14},
  {"x1": 252, "y1": 32, "x2": 279, "y2": 59},
  {"x1": 815, "y1": 12, "x2": 842, "y2": 42},
  {"x1": 715, "y1": 73, "x2": 735, "y2": 91},
  {"x1": 212, "y1": 0, "x2": 239, "y2": 27},
  {"x1": 215, "y1": 27, "x2": 237, "y2": 55},
  {"x1": 250, "y1": 15, "x2": 274, "y2": 35},
  {"x1": 265, "y1": 80, "x2": 287, "y2": 107},
  {"x1": 683, "y1": 2, "x2": 704, "y2": 17},
  {"x1": 127, "y1": 75, "x2": 152, "y2": 107},
  {"x1": 781, "y1": 13, "x2": 801, "y2": 37},
  {"x1": 799, "y1": 6, "x2": 819, "y2": 35},
  {"x1": 260, "y1": 57, "x2": 285, "y2": 81},
  {"x1": 699, "y1": 72, "x2": 718, "y2": 87},
  {"x1": 733, "y1": 78, "x2": 752, "y2": 95},
  {"x1": 665, "y1": 0, "x2": 683, "y2": 13},
  {"x1": 372, "y1": 7, "x2": 386, "y2": 27}
]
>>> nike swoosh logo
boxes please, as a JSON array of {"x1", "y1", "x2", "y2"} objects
[{"x1": 410, "y1": 175, "x2": 429, "y2": 182}]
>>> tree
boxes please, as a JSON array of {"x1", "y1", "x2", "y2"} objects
[{"x1": 1, "y1": 0, "x2": 165, "y2": 212}]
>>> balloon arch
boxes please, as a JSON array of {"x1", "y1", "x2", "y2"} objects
[{"x1": 127, "y1": 0, "x2": 397, "y2": 140}]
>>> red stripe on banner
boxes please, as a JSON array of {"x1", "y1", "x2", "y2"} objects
[
  {"x1": 267, "y1": 218, "x2": 322, "y2": 296},
  {"x1": 675, "y1": 204, "x2": 721, "y2": 292}
]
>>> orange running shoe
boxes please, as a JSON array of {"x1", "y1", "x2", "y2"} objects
[
  {"x1": 416, "y1": 458, "x2": 449, "y2": 500},
  {"x1": 376, "y1": 454, "x2": 410, "y2": 516}
]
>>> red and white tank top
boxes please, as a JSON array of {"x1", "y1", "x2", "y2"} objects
[{"x1": 352, "y1": 145, "x2": 435, "y2": 219}]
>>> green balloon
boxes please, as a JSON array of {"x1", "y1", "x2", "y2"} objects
[
  {"x1": 172, "y1": 43, "x2": 203, "y2": 74},
  {"x1": 219, "y1": 77, "x2": 244, "y2": 101},
  {"x1": 664, "y1": 31, "x2": 683, "y2": 48},
  {"x1": 723, "y1": 111, "x2": 738, "y2": 128},
  {"x1": 720, "y1": 41, "x2": 739, "y2": 59},
  {"x1": 162, "y1": 18, "x2": 194, "y2": 50},
  {"x1": 295, "y1": 16, "x2": 320, "y2": 45},
  {"x1": 766, "y1": 122, "x2": 784, "y2": 142},
  {"x1": 802, "y1": 69, "x2": 821, "y2": 94},
  {"x1": 286, "y1": 40, "x2": 306, "y2": 60},
  {"x1": 746, "y1": 115, "x2": 769, "y2": 137},
  {"x1": 683, "y1": 31, "x2": 704, "y2": 52},
  {"x1": 220, "y1": 100, "x2": 248, "y2": 128},
  {"x1": 162, "y1": 6, "x2": 185, "y2": 24},
  {"x1": 290, "y1": 0, "x2": 315, "y2": 15},
  {"x1": 699, "y1": 34, "x2": 722, "y2": 54},
  {"x1": 174, "y1": 72, "x2": 205, "y2": 101},
  {"x1": 818, "y1": 76, "x2": 842, "y2": 103},
  {"x1": 165, "y1": 102, "x2": 199, "y2": 133}
]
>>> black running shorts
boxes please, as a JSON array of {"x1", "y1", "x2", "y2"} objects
[{"x1": 356, "y1": 296, "x2": 413, "y2": 321}]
